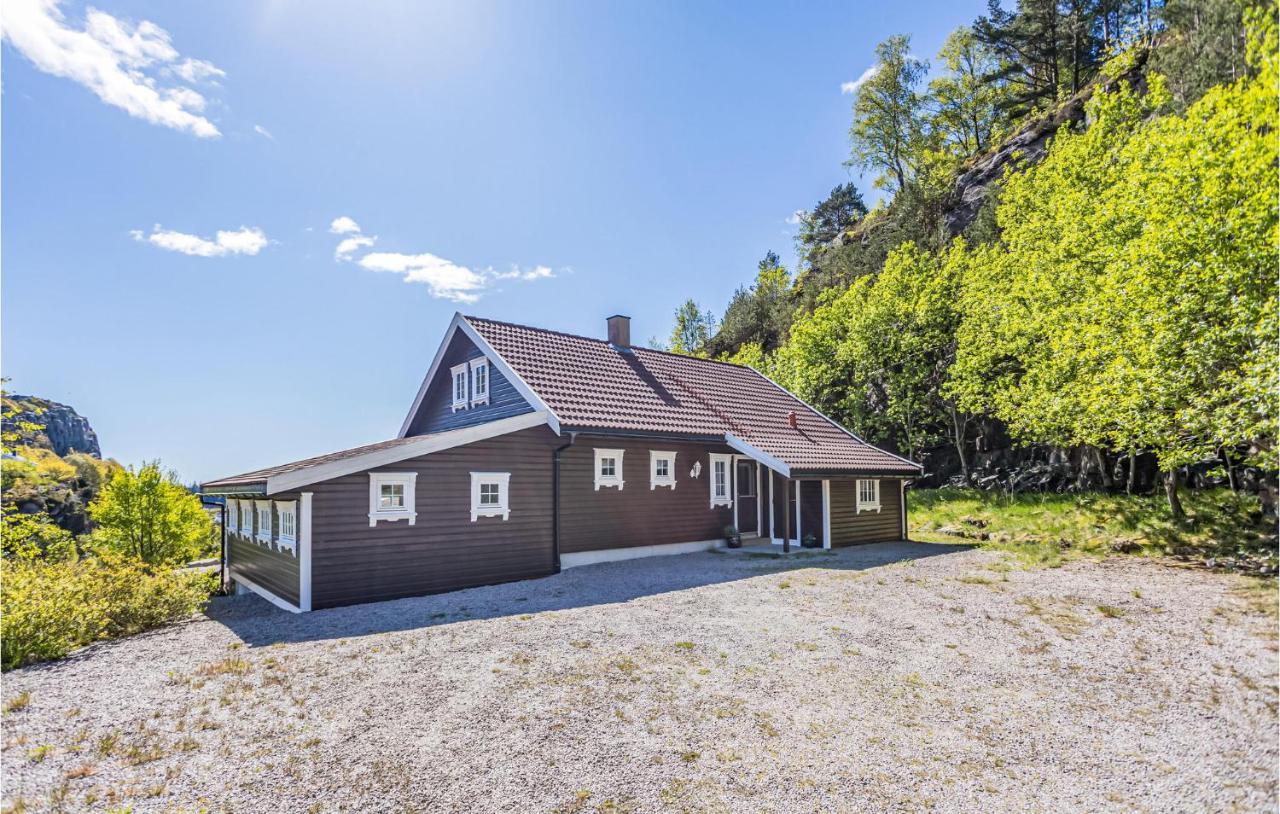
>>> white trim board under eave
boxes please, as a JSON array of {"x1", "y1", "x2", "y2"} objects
[
  {"x1": 268, "y1": 411, "x2": 551, "y2": 494},
  {"x1": 724, "y1": 433, "x2": 790, "y2": 477},
  {"x1": 397, "y1": 312, "x2": 563, "y2": 438}
]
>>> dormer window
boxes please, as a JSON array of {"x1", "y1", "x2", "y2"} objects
[
  {"x1": 593, "y1": 448, "x2": 625, "y2": 490},
  {"x1": 451, "y1": 363, "x2": 468, "y2": 411},
  {"x1": 470, "y1": 358, "x2": 489, "y2": 406}
]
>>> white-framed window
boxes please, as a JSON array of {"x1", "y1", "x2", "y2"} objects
[
  {"x1": 254, "y1": 500, "x2": 274, "y2": 545},
  {"x1": 470, "y1": 472, "x2": 511, "y2": 521},
  {"x1": 649, "y1": 451, "x2": 677, "y2": 490},
  {"x1": 593, "y1": 448, "x2": 625, "y2": 490},
  {"x1": 451, "y1": 363, "x2": 469, "y2": 411},
  {"x1": 856, "y1": 479, "x2": 881, "y2": 513},
  {"x1": 240, "y1": 501, "x2": 254, "y2": 536},
  {"x1": 709, "y1": 454, "x2": 733, "y2": 508},
  {"x1": 276, "y1": 500, "x2": 298, "y2": 555},
  {"x1": 226, "y1": 499, "x2": 239, "y2": 535},
  {"x1": 369, "y1": 472, "x2": 418, "y2": 526},
  {"x1": 469, "y1": 358, "x2": 490, "y2": 406}
]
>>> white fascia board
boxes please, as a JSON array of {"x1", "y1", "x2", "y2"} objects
[
  {"x1": 397, "y1": 312, "x2": 563, "y2": 438},
  {"x1": 724, "y1": 433, "x2": 790, "y2": 477},
  {"x1": 268, "y1": 411, "x2": 551, "y2": 494},
  {"x1": 743, "y1": 366, "x2": 924, "y2": 473}
]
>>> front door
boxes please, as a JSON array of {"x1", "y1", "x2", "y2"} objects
[{"x1": 736, "y1": 460, "x2": 758, "y2": 533}]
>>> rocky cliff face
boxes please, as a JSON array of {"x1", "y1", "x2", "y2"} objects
[{"x1": 3, "y1": 395, "x2": 101, "y2": 457}]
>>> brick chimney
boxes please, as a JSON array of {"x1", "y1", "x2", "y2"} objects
[
  {"x1": 788, "y1": 411, "x2": 798, "y2": 429},
  {"x1": 607, "y1": 314, "x2": 631, "y2": 349}
]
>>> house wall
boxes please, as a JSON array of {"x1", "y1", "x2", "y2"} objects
[
  {"x1": 828, "y1": 478, "x2": 906, "y2": 546},
  {"x1": 558, "y1": 435, "x2": 736, "y2": 554},
  {"x1": 799, "y1": 481, "x2": 824, "y2": 547},
  {"x1": 404, "y1": 330, "x2": 533, "y2": 437},
  {"x1": 227, "y1": 493, "x2": 302, "y2": 607},
  {"x1": 305, "y1": 425, "x2": 561, "y2": 610}
]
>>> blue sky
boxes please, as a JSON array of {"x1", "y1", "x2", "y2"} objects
[{"x1": 3, "y1": 0, "x2": 987, "y2": 483}]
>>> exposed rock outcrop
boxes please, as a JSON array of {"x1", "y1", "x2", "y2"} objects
[{"x1": 3, "y1": 394, "x2": 101, "y2": 457}]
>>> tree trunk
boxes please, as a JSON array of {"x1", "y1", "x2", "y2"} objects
[
  {"x1": 1126, "y1": 451, "x2": 1137, "y2": 495},
  {"x1": 1164, "y1": 469, "x2": 1185, "y2": 520},
  {"x1": 1220, "y1": 446, "x2": 1237, "y2": 493}
]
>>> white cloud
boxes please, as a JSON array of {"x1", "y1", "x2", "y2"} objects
[
  {"x1": 329, "y1": 216, "x2": 361, "y2": 235},
  {"x1": 253, "y1": 124, "x2": 274, "y2": 141},
  {"x1": 493, "y1": 265, "x2": 554, "y2": 281},
  {"x1": 358, "y1": 252, "x2": 488, "y2": 304},
  {"x1": 334, "y1": 234, "x2": 375, "y2": 260},
  {"x1": 785, "y1": 209, "x2": 805, "y2": 226},
  {"x1": 133, "y1": 225, "x2": 268, "y2": 257},
  {"x1": 841, "y1": 64, "x2": 879, "y2": 95},
  {"x1": 2, "y1": 0, "x2": 224, "y2": 138}
]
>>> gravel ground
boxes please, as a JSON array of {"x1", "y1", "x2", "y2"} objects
[{"x1": 3, "y1": 542, "x2": 1277, "y2": 813}]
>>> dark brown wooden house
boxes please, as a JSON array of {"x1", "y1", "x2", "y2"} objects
[{"x1": 201, "y1": 314, "x2": 922, "y2": 612}]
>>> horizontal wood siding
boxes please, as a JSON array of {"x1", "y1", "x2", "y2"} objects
[
  {"x1": 308, "y1": 426, "x2": 560, "y2": 609},
  {"x1": 406, "y1": 330, "x2": 533, "y2": 436},
  {"x1": 799, "y1": 480, "x2": 824, "y2": 547},
  {"x1": 559, "y1": 436, "x2": 735, "y2": 553},
  {"x1": 227, "y1": 492, "x2": 301, "y2": 606},
  {"x1": 829, "y1": 478, "x2": 905, "y2": 547}
]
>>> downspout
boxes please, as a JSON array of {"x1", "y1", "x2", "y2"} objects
[
  {"x1": 552, "y1": 432, "x2": 578, "y2": 574},
  {"x1": 218, "y1": 500, "x2": 228, "y2": 594}
]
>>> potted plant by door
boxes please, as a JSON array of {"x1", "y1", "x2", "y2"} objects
[
  {"x1": 801, "y1": 532, "x2": 819, "y2": 549},
  {"x1": 723, "y1": 524, "x2": 742, "y2": 548}
]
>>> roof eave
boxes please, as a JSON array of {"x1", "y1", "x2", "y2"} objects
[{"x1": 200, "y1": 482, "x2": 268, "y2": 496}]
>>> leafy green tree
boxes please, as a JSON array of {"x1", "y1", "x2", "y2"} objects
[
  {"x1": 88, "y1": 461, "x2": 214, "y2": 565},
  {"x1": 668, "y1": 300, "x2": 718, "y2": 356},
  {"x1": 711, "y1": 252, "x2": 796, "y2": 355},
  {"x1": 847, "y1": 35, "x2": 929, "y2": 193},
  {"x1": 929, "y1": 27, "x2": 1010, "y2": 156},
  {"x1": 1, "y1": 507, "x2": 76, "y2": 562},
  {"x1": 1152, "y1": 0, "x2": 1266, "y2": 109},
  {"x1": 797, "y1": 184, "x2": 869, "y2": 256}
]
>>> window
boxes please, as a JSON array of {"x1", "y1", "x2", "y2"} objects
[
  {"x1": 708, "y1": 454, "x2": 732, "y2": 508},
  {"x1": 856, "y1": 479, "x2": 881, "y2": 513},
  {"x1": 277, "y1": 500, "x2": 298, "y2": 555},
  {"x1": 255, "y1": 500, "x2": 273, "y2": 544},
  {"x1": 470, "y1": 358, "x2": 490, "y2": 406},
  {"x1": 450, "y1": 363, "x2": 469, "y2": 411},
  {"x1": 649, "y1": 451, "x2": 677, "y2": 490},
  {"x1": 368, "y1": 472, "x2": 418, "y2": 526},
  {"x1": 593, "y1": 448, "x2": 625, "y2": 490},
  {"x1": 470, "y1": 472, "x2": 511, "y2": 521},
  {"x1": 226, "y1": 499, "x2": 239, "y2": 534},
  {"x1": 736, "y1": 461, "x2": 755, "y2": 497},
  {"x1": 240, "y1": 502, "x2": 254, "y2": 536}
]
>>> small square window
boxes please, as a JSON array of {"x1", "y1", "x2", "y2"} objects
[
  {"x1": 856, "y1": 479, "x2": 881, "y2": 513},
  {"x1": 471, "y1": 472, "x2": 511, "y2": 521},
  {"x1": 593, "y1": 448, "x2": 625, "y2": 490},
  {"x1": 369, "y1": 472, "x2": 418, "y2": 526},
  {"x1": 649, "y1": 451, "x2": 677, "y2": 490},
  {"x1": 379, "y1": 483, "x2": 404, "y2": 509}
]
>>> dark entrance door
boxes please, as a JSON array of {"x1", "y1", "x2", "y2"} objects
[{"x1": 736, "y1": 460, "x2": 758, "y2": 533}]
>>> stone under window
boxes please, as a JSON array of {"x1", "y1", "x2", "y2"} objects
[
  {"x1": 649, "y1": 450, "x2": 677, "y2": 490},
  {"x1": 470, "y1": 472, "x2": 511, "y2": 521},
  {"x1": 856, "y1": 479, "x2": 881, "y2": 513},
  {"x1": 368, "y1": 472, "x2": 418, "y2": 526},
  {"x1": 593, "y1": 448, "x2": 625, "y2": 490}
]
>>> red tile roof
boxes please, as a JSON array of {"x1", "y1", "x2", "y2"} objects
[{"x1": 467, "y1": 316, "x2": 920, "y2": 475}]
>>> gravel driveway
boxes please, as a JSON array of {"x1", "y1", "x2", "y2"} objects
[{"x1": 3, "y1": 542, "x2": 1276, "y2": 813}]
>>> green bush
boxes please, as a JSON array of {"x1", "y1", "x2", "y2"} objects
[
  {"x1": 89, "y1": 461, "x2": 214, "y2": 565},
  {"x1": 1, "y1": 552, "x2": 214, "y2": 670}
]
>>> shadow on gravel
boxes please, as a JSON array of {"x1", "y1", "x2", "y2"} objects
[{"x1": 206, "y1": 540, "x2": 970, "y2": 648}]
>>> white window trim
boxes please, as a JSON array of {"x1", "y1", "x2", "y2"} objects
[
  {"x1": 240, "y1": 502, "x2": 254, "y2": 537},
  {"x1": 649, "y1": 451, "x2": 677, "y2": 490},
  {"x1": 226, "y1": 499, "x2": 239, "y2": 534},
  {"x1": 593, "y1": 448, "x2": 625, "y2": 491},
  {"x1": 470, "y1": 472, "x2": 511, "y2": 521},
  {"x1": 254, "y1": 500, "x2": 273, "y2": 545},
  {"x1": 369, "y1": 472, "x2": 418, "y2": 526},
  {"x1": 709, "y1": 453, "x2": 733, "y2": 509},
  {"x1": 469, "y1": 357, "x2": 490, "y2": 407},
  {"x1": 450, "y1": 363, "x2": 469, "y2": 412},
  {"x1": 276, "y1": 500, "x2": 298, "y2": 556},
  {"x1": 856, "y1": 478, "x2": 882, "y2": 513}
]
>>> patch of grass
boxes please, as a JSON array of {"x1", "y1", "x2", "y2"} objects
[
  {"x1": 910, "y1": 487, "x2": 1277, "y2": 573},
  {"x1": 26, "y1": 745, "x2": 52, "y2": 763},
  {"x1": 1097, "y1": 604, "x2": 1126, "y2": 618},
  {"x1": 4, "y1": 692, "x2": 31, "y2": 713},
  {"x1": 1016, "y1": 596, "x2": 1087, "y2": 637},
  {"x1": 196, "y1": 656, "x2": 250, "y2": 678},
  {"x1": 678, "y1": 751, "x2": 700, "y2": 763},
  {"x1": 955, "y1": 574, "x2": 995, "y2": 585},
  {"x1": 64, "y1": 763, "x2": 95, "y2": 780},
  {"x1": 673, "y1": 641, "x2": 695, "y2": 651}
]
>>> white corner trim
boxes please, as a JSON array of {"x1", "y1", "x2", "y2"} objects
[
  {"x1": 299, "y1": 492, "x2": 313, "y2": 612},
  {"x1": 469, "y1": 357, "x2": 490, "y2": 406},
  {"x1": 724, "y1": 433, "x2": 790, "y2": 477},
  {"x1": 470, "y1": 471, "x2": 511, "y2": 521},
  {"x1": 822, "y1": 479, "x2": 832, "y2": 550},
  {"x1": 369, "y1": 471, "x2": 418, "y2": 526},
  {"x1": 708, "y1": 453, "x2": 733, "y2": 509},
  {"x1": 593, "y1": 448, "x2": 625, "y2": 491},
  {"x1": 560, "y1": 538, "x2": 720, "y2": 568},
  {"x1": 649, "y1": 450, "x2": 677, "y2": 490},
  {"x1": 268, "y1": 411, "x2": 550, "y2": 493},
  {"x1": 450, "y1": 362, "x2": 469, "y2": 412},
  {"x1": 231, "y1": 572, "x2": 302, "y2": 614},
  {"x1": 397, "y1": 312, "x2": 564, "y2": 438}
]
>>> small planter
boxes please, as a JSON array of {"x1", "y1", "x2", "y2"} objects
[
  {"x1": 801, "y1": 533, "x2": 820, "y2": 549},
  {"x1": 724, "y1": 525, "x2": 742, "y2": 549}
]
